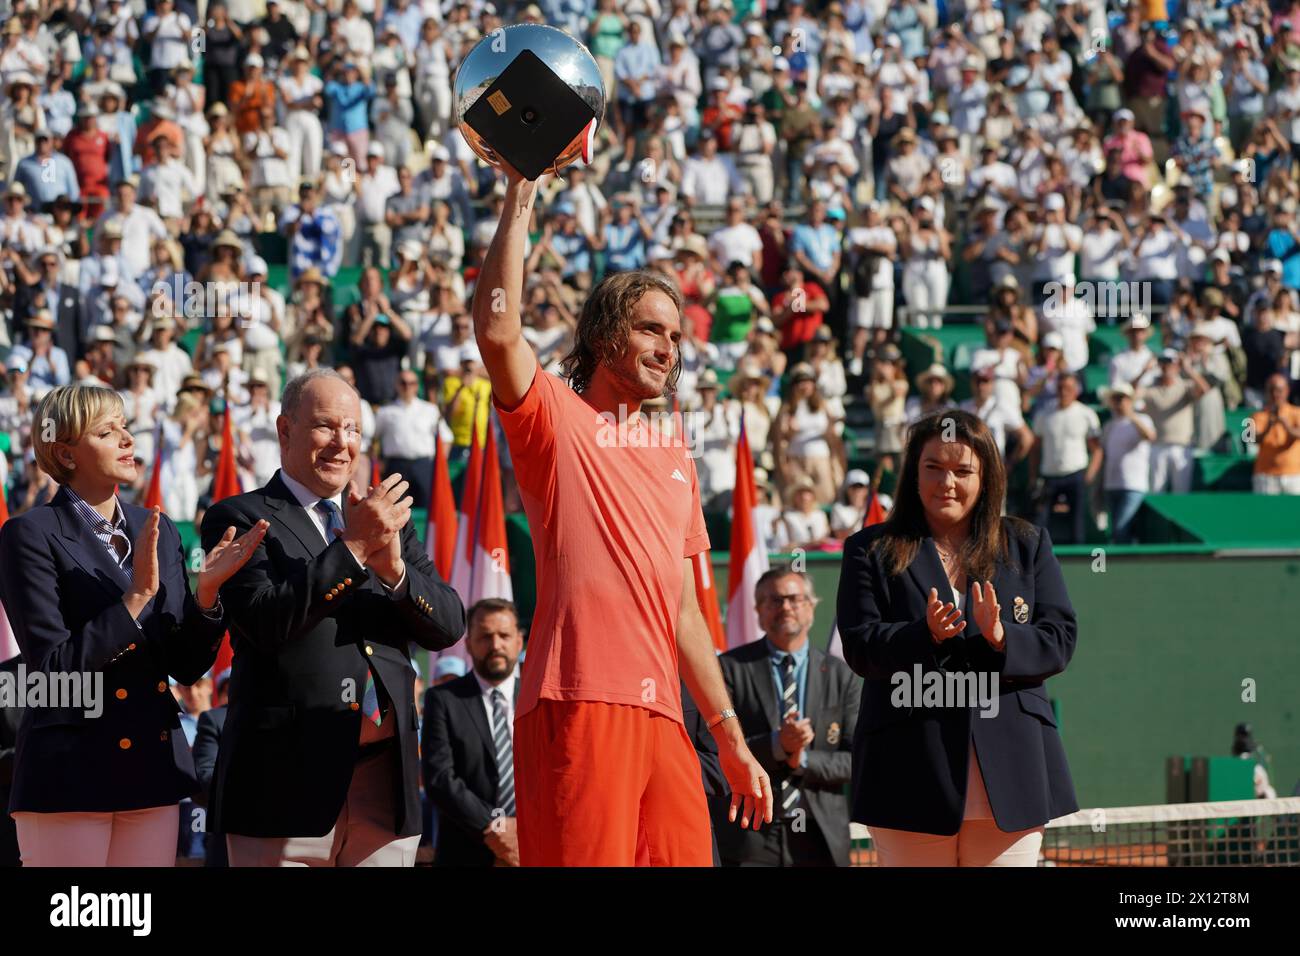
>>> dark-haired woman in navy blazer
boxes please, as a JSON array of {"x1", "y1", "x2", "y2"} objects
[
  {"x1": 836, "y1": 409, "x2": 1078, "y2": 866},
  {"x1": 0, "y1": 385, "x2": 267, "y2": 866}
]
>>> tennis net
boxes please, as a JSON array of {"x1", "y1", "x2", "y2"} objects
[{"x1": 848, "y1": 798, "x2": 1300, "y2": 866}]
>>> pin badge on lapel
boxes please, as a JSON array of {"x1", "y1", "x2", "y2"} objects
[
  {"x1": 1013, "y1": 596, "x2": 1029, "y2": 624},
  {"x1": 826, "y1": 721, "x2": 841, "y2": 745}
]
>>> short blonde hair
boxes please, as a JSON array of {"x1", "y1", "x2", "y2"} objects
[{"x1": 32, "y1": 385, "x2": 126, "y2": 484}]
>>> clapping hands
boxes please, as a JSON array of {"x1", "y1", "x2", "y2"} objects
[{"x1": 339, "y1": 474, "x2": 413, "y2": 586}]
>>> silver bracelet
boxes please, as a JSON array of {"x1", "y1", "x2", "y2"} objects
[{"x1": 707, "y1": 708, "x2": 737, "y2": 730}]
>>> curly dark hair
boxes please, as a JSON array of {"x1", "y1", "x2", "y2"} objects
[{"x1": 559, "y1": 270, "x2": 684, "y2": 395}]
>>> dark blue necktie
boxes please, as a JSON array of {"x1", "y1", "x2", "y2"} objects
[{"x1": 317, "y1": 499, "x2": 382, "y2": 726}]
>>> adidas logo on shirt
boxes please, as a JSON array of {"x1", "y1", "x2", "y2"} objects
[{"x1": 669, "y1": 469, "x2": 687, "y2": 483}]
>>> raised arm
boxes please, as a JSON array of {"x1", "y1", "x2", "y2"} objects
[{"x1": 473, "y1": 164, "x2": 546, "y2": 409}]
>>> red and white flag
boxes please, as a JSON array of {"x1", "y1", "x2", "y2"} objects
[
  {"x1": 425, "y1": 434, "x2": 457, "y2": 581},
  {"x1": 469, "y1": 418, "x2": 512, "y2": 607},
  {"x1": 143, "y1": 419, "x2": 164, "y2": 512},
  {"x1": 439, "y1": 417, "x2": 485, "y2": 670},
  {"x1": 448, "y1": 423, "x2": 483, "y2": 606},
  {"x1": 209, "y1": 405, "x2": 243, "y2": 680},
  {"x1": 726, "y1": 416, "x2": 769, "y2": 649},
  {"x1": 693, "y1": 551, "x2": 727, "y2": 653}
]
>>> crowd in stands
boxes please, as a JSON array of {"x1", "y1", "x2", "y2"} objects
[{"x1": 2, "y1": 0, "x2": 1300, "y2": 556}]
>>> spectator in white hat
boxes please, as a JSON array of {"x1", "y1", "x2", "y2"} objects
[
  {"x1": 1098, "y1": 382, "x2": 1156, "y2": 543},
  {"x1": 1108, "y1": 312, "x2": 1159, "y2": 391},
  {"x1": 771, "y1": 475, "x2": 831, "y2": 552},
  {"x1": 413, "y1": 16, "x2": 452, "y2": 140},
  {"x1": 141, "y1": 0, "x2": 193, "y2": 90},
  {"x1": 690, "y1": 369, "x2": 740, "y2": 510},
  {"x1": 1023, "y1": 331, "x2": 1067, "y2": 416},
  {"x1": 1135, "y1": 349, "x2": 1211, "y2": 494},
  {"x1": 1029, "y1": 370, "x2": 1101, "y2": 544},
  {"x1": 353, "y1": 142, "x2": 398, "y2": 269},
  {"x1": 900, "y1": 194, "x2": 951, "y2": 329},
  {"x1": 1185, "y1": 323, "x2": 1233, "y2": 451},
  {"x1": 279, "y1": 46, "x2": 325, "y2": 183},
  {"x1": 1127, "y1": 211, "x2": 1183, "y2": 308},
  {"x1": 831, "y1": 468, "x2": 893, "y2": 540},
  {"x1": 9, "y1": 312, "x2": 71, "y2": 398},
  {"x1": 1028, "y1": 193, "x2": 1082, "y2": 294},
  {"x1": 1101, "y1": 107, "x2": 1153, "y2": 190},
  {"x1": 846, "y1": 202, "x2": 898, "y2": 374},
  {"x1": 904, "y1": 363, "x2": 955, "y2": 426}
]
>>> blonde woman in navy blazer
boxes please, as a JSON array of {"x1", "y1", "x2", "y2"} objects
[
  {"x1": 0, "y1": 385, "x2": 267, "y2": 866},
  {"x1": 836, "y1": 409, "x2": 1078, "y2": 866}
]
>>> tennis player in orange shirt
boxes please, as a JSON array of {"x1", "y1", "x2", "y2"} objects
[{"x1": 472, "y1": 161, "x2": 773, "y2": 866}]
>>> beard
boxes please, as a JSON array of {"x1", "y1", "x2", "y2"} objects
[
  {"x1": 476, "y1": 653, "x2": 513, "y2": 679},
  {"x1": 611, "y1": 354, "x2": 668, "y2": 403}
]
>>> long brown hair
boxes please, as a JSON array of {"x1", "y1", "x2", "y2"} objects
[
  {"x1": 560, "y1": 270, "x2": 684, "y2": 394},
  {"x1": 872, "y1": 410, "x2": 1034, "y2": 581}
]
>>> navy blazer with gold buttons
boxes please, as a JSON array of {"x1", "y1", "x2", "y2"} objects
[
  {"x1": 200, "y1": 470, "x2": 465, "y2": 840},
  {"x1": 836, "y1": 516, "x2": 1079, "y2": 836},
  {"x1": 0, "y1": 485, "x2": 226, "y2": 814}
]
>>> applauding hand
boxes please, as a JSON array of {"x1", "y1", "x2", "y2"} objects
[
  {"x1": 970, "y1": 580, "x2": 1005, "y2": 650},
  {"x1": 196, "y1": 519, "x2": 270, "y2": 608},
  {"x1": 926, "y1": 586, "x2": 965, "y2": 643},
  {"x1": 339, "y1": 475, "x2": 412, "y2": 586}
]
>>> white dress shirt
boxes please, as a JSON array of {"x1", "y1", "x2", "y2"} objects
[
  {"x1": 474, "y1": 668, "x2": 517, "y2": 740},
  {"x1": 277, "y1": 467, "x2": 409, "y2": 599}
]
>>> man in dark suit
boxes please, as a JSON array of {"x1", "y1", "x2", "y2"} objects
[
  {"x1": 422, "y1": 598, "x2": 523, "y2": 867},
  {"x1": 193, "y1": 669, "x2": 230, "y2": 867},
  {"x1": 13, "y1": 249, "x2": 83, "y2": 360},
  {"x1": 200, "y1": 368, "x2": 465, "y2": 866},
  {"x1": 710, "y1": 565, "x2": 860, "y2": 866}
]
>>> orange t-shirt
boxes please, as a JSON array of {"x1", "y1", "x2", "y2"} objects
[
  {"x1": 495, "y1": 362, "x2": 711, "y2": 724},
  {"x1": 1251, "y1": 404, "x2": 1300, "y2": 476}
]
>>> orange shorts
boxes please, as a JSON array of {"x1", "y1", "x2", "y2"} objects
[{"x1": 514, "y1": 699, "x2": 713, "y2": 866}]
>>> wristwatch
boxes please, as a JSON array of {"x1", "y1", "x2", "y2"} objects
[{"x1": 707, "y1": 709, "x2": 737, "y2": 730}]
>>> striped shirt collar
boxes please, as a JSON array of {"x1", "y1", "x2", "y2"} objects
[{"x1": 63, "y1": 485, "x2": 131, "y2": 564}]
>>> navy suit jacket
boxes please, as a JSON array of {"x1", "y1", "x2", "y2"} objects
[
  {"x1": 201, "y1": 470, "x2": 465, "y2": 839},
  {"x1": 421, "y1": 672, "x2": 520, "y2": 867},
  {"x1": 0, "y1": 486, "x2": 226, "y2": 814},
  {"x1": 711, "y1": 641, "x2": 860, "y2": 865},
  {"x1": 836, "y1": 517, "x2": 1078, "y2": 835},
  {"x1": 192, "y1": 705, "x2": 228, "y2": 866}
]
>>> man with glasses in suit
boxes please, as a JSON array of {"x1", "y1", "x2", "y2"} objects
[{"x1": 711, "y1": 565, "x2": 861, "y2": 866}]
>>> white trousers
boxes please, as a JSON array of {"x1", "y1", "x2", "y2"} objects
[
  {"x1": 1149, "y1": 441, "x2": 1194, "y2": 494},
  {"x1": 870, "y1": 821, "x2": 1045, "y2": 867},
  {"x1": 285, "y1": 110, "x2": 324, "y2": 184},
  {"x1": 14, "y1": 804, "x2": 180, "y2": 866},
  {"x1": 901, "y1": 262, "x2": 950, "y2": 328}
]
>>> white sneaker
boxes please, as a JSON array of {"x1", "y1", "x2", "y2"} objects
[{"x1": 849, "y1": 357, "x2": 863, "y2": 377}]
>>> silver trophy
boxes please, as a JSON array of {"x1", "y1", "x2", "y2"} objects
[{"x1": 454, "y1": 24, "x2": 606, "y2": 180}]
